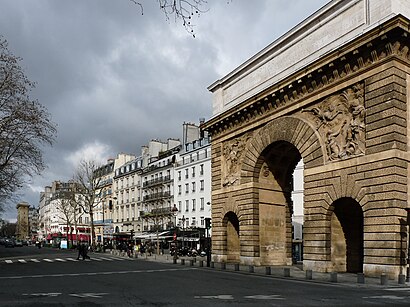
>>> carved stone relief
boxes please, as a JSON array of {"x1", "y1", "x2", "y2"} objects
[
  {"x1": 302, "y1": 83, "x2": 365, "y2": 161},
  {"x1": 222, "y1": 132, "x2": 253, "y2": 187}
]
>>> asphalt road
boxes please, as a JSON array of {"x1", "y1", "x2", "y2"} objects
[{"x1": 1, "y1": 246, "x2": 410, "y2": 306}]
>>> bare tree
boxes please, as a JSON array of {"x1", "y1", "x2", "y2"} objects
[
  {"x1": 55, "y1": 197, "x2": 76, "y2": 248},
  {"x1": 130, "y1": 0, "x2": 208, "y2": 37},
  {"x1": 0, "y1": 37, "x2": 57, "y2": 205},
  {"x1": 73, "y1": 159, "x2": 104, "y2": 247}
]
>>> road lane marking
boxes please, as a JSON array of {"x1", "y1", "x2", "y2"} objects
[
  {"x1": 244, "y1": 295, "x2": 284, "y2": 300},
  {"x1": 69, "y1": 292, "x2": 108, "y2": 298},
  {"x1": 30, "y1": 259, "x2": 40, "y2": 263},
  {"x1": 99, "y1": 257, "x2": 114, "y2": 261},
  {"x1": 0, "y1": 268, "x2": 196, "y2": 280},
  {"x1": 363, "y1": 295, "x2": 406, "y2": 300},
  {"x1": 92, "y1": 257, "x2": 103, "y2": 261},
  {"x1": 66, "y1": 258, "x2": 78, "y2": 261},
  {"x1": 22, "y1": 293, "x2": 62, "y2": 297},
  {"x1": 43, "y1": 259, "x2": 54, "y2": 262},
  {"x1": 5, "y1": 260, "x2": 13, "y2": 264},
  {"x1": 18, "y1": 260, "x2": 27, "y2": 263},
  {"x1": 194, "y1": 295, "x2": 234, "y2": 300},
  {"x1": 55, "y1": 258, "x2": 66, "y2": 262}
]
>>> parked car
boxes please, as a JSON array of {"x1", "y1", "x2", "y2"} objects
[
  {"x1": 4, "y1": 238, "x2": 15, "y2": 248},
  {"x1": 22, "y1": 240, "x2": 28, "y2": 246},
  {"x1": 15, "y1": 239, "x2": 23, "y2": 247}
]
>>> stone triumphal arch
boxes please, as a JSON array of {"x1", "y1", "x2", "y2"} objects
[{"x1": 203, "y1": 0, "x2": 410, "y2": 278}]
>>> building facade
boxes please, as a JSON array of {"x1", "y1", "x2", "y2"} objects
[{"x1": 174, "y1": 123, "x2": 212, "y2": 249}]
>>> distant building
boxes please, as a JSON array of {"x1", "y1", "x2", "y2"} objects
[
  {"x1": 38, "y1": 180, "x2": 91, "y2": 245},
  {"x1": 16, "y1": 201, "x2": 30, "y2": 240}
]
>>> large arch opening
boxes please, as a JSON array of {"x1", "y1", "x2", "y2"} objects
[
  {"x1": 258, "y1": 140, "x2": 302, "y2": 265},
  {"x1": 223, "y1": 211, "x2": 240, "y2": 263},
  {"x1": 330, "y1": 197, "x2": 363, "y2": 273}
]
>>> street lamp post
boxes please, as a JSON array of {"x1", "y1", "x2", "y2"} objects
[{"x1": 182, "y1": 215, "x2": 186, "y2": 250}]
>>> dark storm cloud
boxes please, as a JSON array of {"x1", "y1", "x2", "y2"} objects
[{"x1": 0, "y1": 0, "x2": 330, "y2": 220}]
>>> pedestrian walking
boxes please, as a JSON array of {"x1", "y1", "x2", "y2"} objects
[{"x1": 76, "y1": 241, "x2": 83, "y2": 260}]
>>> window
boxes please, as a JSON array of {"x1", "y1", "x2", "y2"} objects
[
  {"x1": 178, "y1": 185, "x2": 182, "y2": 195},
  {"x1": 185, "y1": 200, "x2": 189, "y2": 212},
  {"x1": 178, "y1": 171, "x2": 181, "y2": 181},
  {"x1": 192, "y1": 182, "x2": 196, "y2": 193},
  {"x1": 200, "y1": 198, "x2": 204, "y2": 211},
  {"x1": 185, "y1": 183, "x2": 189, "y2": 194},
  {"x1": 178, "y1": 201, "x2": 182, "y2": 212},
  {"x1": 185, "y1": 169, "x2": 189, "y2": 179},
  {"x1": 192, "y1": 166, "x2": 195, "y2": 178},
  {"x1": 191, "y1": 217, "x2": 196, "y2": 226},
  {"x1": 200, "y1": 180, "x2": 204, "y2": 191},
  {"x1": 200, "y1": 164, "x2": 204, "y2": 175},
  {"x1": 200, "y1": 217, "x2": 205, "y2": 227},
  {"x1": 192, "y1": 199, "x2": 196, "y2": 212}
]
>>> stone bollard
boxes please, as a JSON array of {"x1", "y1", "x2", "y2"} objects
[
  {"x1": 234, "y1": 263, "x2": 240, "y2": 271},
  {"x1": 265, "y1": 266, "x2": 271, "y2": 275},
  {"x1": 330, "y1": 272, "x2": 337, "y2": 283},
  {"x1": 189, "y1": 259, "x2": 194, "y2": 266},
  {"x1": 380, "y1": 274, "x2": 388, "y2": 285},
  {"x1": 357, "y1": 273, "x2": 365, "y2": 284},
  {"x1": 199, "y1": 260, "x2": 204, "y2": 267},
  {"x1": 181, "y1": 259, "x2": 185, "y2": 265},
  {"x1": 398, "y1": 274, "x2": 405, "y2": 285},
  {"x1": 284, "y1": 268, "x2": 291, "y2": 277},
  {"x1": 248, "y1": 265, "x2": 254, "y2": 273},
  {"x1": 221, "y1": 262, "x2": 226, "y2": 270},
  {"x1": 306, "y1": 270, "x2": 313, "y2": 280}
]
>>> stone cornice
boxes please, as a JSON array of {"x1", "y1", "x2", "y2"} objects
[{"x1": 202, "y1": 15, "x2": 410, "y2": 139}]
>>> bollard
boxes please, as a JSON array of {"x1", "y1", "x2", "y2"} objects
[
  {"x1": 284, "y1": 268, "x2": 291, "y2": 277},
  {"x1": 265, "y1": 266, "x2": 271, "y2": 275},
  {"x1": 330, "y1": 272, "x2": 337, "y2": 283},
  {"x1": 398, "y1": 274, "x2": 405, "y2": 285},
  {"x1": 189, "y1": 259, "x2": 194, "y2": 266},
  {"x1": 306, "y1": 270, "x2": 313, "y2": 280},
  {"x1": 234, "y1": 263, "x2": 240, "y2": 271},
  {"x1": 199, "y1": 260, "x2": 204, "y2": 267},
  {"x1": 249, "y1": 265, "x2": 254, "y2": 273},
  {"x1": 211, "y1": 262, "x2": 214, "y2": 268},
  {"x1": 380, "y1": 274, "x2": 388, "y2": 285},
  {"x1": 173, "y1": 258, "x2": 177, "y2": 264},
  {"x1": 357, "y1": 273, "x2": 365, "y2": 284},
  {"x1": 181, "y1": 259, "x2": 185, "y2": 265},
  {"x1": 221, "y1": 262, "x2": 226, "y2": 270}
]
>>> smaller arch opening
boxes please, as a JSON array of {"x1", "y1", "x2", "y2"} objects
[
  {"x1": 223, "y1": 211, "x2": 240, "y2": 263},
  {"x1": 330, "y1": 197, "x2": 363, "y2": 273}
]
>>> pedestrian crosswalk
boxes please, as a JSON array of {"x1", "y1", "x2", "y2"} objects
[{"x1": 2, "y1": 256, "x2": 133, "y2": 264}]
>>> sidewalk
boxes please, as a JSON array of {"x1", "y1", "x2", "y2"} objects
[{"x1": 108, "y1": 250, "x2": 410, "y2": 289}]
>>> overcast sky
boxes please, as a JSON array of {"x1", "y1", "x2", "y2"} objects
[{"x1": 0, "y1": 0, "x2": 329, "y2": 221}]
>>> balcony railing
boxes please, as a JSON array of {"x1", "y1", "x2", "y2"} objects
[
  {"x1": 142, "y1": 175, "x2": 172, "y2": 188},
  {"x1": 142, "y1": 191, "x2": 171, "y2": 202}
]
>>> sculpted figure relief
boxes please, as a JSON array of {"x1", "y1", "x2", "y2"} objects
[
  {"x1": 303, "y1": 83, "x2": 365, "y2": 161},
  {"x1": 222, "y1": 133, "x2": 252, "y2": 186}
]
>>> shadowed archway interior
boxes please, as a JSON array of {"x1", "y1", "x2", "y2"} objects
[
  {"x1": 257, "y1": 141, "x2": 302, "y2": 265},
  {"x1": 330, "y1": 197, "x2": 363, "y2": 273}
]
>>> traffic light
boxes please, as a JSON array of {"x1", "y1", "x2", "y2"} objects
[{"x1": 205, "y1": 218, "x2": 211, "y2": 229}]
